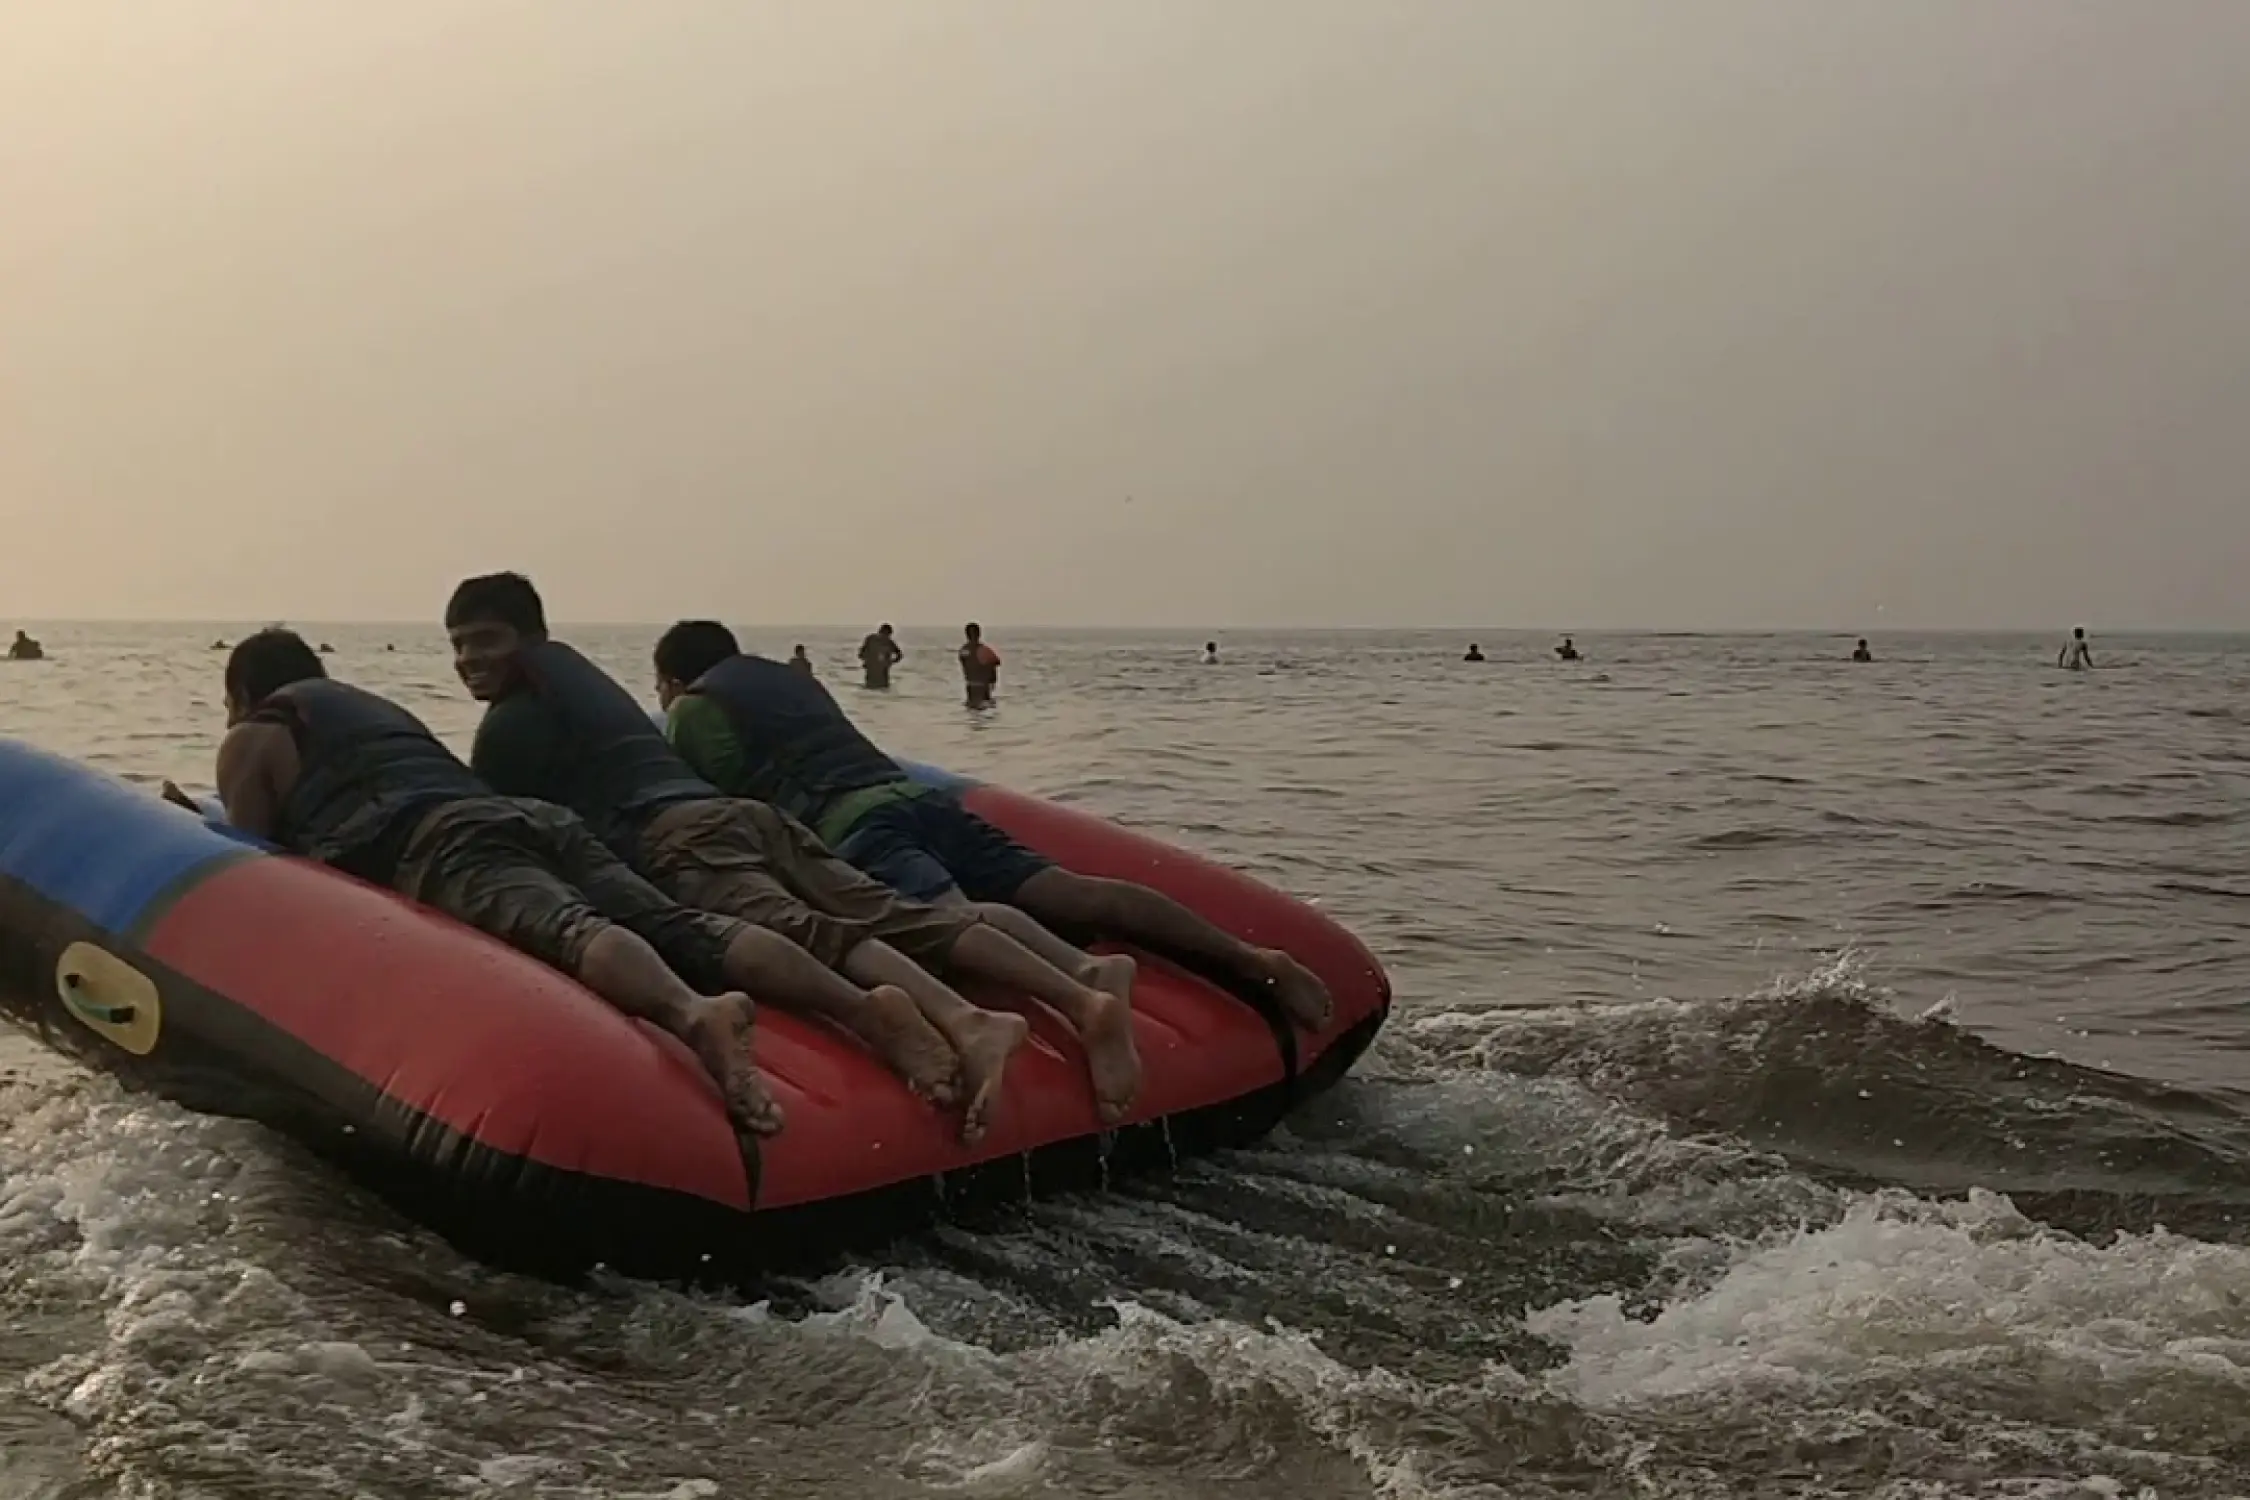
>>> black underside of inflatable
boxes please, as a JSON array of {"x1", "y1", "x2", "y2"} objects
[{"x1": 0, "y1": 875, "x2": 1386, "y2": 1285}]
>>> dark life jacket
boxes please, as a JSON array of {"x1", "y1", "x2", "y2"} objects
[
  {"x1": 257, "y1": 678, "x2": 482, "y2": 881},
  {"x1": 686, "y1": 652, "x2": 904, "y2": 824},
  {"x1": 494, "y1": 640, "x2": 716, "y2": 855}
]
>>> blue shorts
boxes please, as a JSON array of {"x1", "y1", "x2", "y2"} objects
[{"x1": 834, "y1": 792, "x2": 1054, "y2": 905}]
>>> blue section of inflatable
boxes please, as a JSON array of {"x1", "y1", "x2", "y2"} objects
[
  {"x1": 895, "y1": 760, "x2": 979, "y2": 795},
  {"x1": 0, "y1": 740, "x2": 254, "y2": 934}
]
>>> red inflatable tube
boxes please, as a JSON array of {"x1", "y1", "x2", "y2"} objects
[{"x1": 0, "y1": 739, "x2": 1390, "y2": 1276}]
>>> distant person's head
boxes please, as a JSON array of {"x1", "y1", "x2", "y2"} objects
[
  {"x1": 444, "y1": 572, "x2": 547, "y2": 701},
  {"x1": 1205, "y1": 641, "x2": 1217, "y2": 653},
  {"x1": 879, "y1": 623, "x2": 895, "y2": 639},
  {"x1": 792, "y1": 643, "x2": 809, "y2": 658},
  {"x1": 12, "y1": 630, "x2": 26, "y2": 642},
  {"x1": 964, "y1": 622, "x2": 982, "y2": 644},
  {"x1": 1858, "y1": 638, "x2": 1869, "y2": 649},
  {"x1": 652, "y1": 619, "x2": 740, "y2": 707},
  {"x1": 2074, "y1": 626, "x2": 2086, "y2": 639},
  {"x1": 224, "y1": 628, "x2": 325, "y2": 725}
]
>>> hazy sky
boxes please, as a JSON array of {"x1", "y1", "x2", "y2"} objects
[{"x1": 5, "y1": 3, "x2": 2248, "y2": 628}]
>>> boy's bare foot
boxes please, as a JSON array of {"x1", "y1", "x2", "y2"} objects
[
  {"x1": 846, "y1": 984, "x2": 960, "y2": 1105},
  {"x1": 1083, "y1": 952, "x2": 1138, "y2": 1006},
  {"x1": 682, "y1": 994, "x2": 785, "y2": 1136},
  {"x1": 1254, "y1": 950, "x2": 1333, "y2": 1031},
  {"x1": 953, "y1": 1010, "x2": 1030, "y2": 1146},
  {"x1": 1075, "y1": 988, "x2": 1142, "y2": 1125}
]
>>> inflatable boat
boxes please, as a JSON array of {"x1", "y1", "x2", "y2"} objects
[{"x1": 0, "y1": 739, "x2": 1389, "y2": 1278}]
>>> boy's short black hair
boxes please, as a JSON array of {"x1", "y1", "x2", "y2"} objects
[
  {"x1": 225, "y1": 628, "x2": 326, "y2": 705},
  {"x1": 654, "y1": 620, "x2": 741, "y2": 684},
  {"x1": 444, "y1": 572, "x2": 547, "y2": 635}
]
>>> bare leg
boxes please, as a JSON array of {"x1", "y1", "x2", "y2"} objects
[
  {"x1": 946, "y1": 925, "x2": 1141, "y2": 1126},
  {"x1": 576, "y1": 927, "x2": 783, "y2": 1136},
  {"x1": 839, "y1": 940, "x2": 1028, "y2": 1145},
  {"x1": 946, "y1": 897, "x2": 1137, "y2": 1006},
  {"x1": 1016, "y1": 869, "x2": 1334, "y2": 1031},
  {"x1": 719, "y1": 927, "x2": 957, "y2": 1105}
]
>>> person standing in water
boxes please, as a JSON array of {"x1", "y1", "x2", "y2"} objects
[
  {"x1": 959, "y1": 623, "x2": 1001, "y2": 708},
  {"x1": 1200, "y1": 641, "x2": 1220, "y2": 665},
  {"x1": 7, "y1": 630, "x2": 42, "y2": 661},
  {"x1": 1463, "y1": 643, "x2": 1485, "y2": 662},
  {"x1": 2059, "y1": 627, "x2": 2093, "y2": 670},
  {"x1": 1852, "y1": 639, "x2": 1873, "y2": 663},
  {"x1": 789, "y1": 645, "x2": 815, "y2": 676},
  {"x1": 1555, "y1": 637, "x2": 1580, "y2": 661},
  {"x1": 858, "y1": 624, "x2": 903, "y2": 690}
]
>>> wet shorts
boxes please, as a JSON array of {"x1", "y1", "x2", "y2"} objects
[
  {"x1": 636, "y1": 798, "x2": 977, "y2": 970},
  {"x1": 833, "y1": 791, "x2": 1054, "y2": 906},
  {"x1": 392, "y1": 796, "x2": 749, "y2": 992}
]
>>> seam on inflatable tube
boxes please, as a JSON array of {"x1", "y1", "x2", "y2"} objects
[{"x1": 119, "y1": 844, "x2": 262, "y2": 947}]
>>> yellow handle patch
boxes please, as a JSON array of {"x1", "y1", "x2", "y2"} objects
[{"x1": 55, "y1": 942, "x2": 162, "y2": 1057}]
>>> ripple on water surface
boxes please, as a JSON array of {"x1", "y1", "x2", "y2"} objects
[{"x1": 5, "y1": 627, "x2": 2250, "y2": 1496}]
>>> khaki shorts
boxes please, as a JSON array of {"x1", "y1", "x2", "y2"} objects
[
  {"x1": 638, "y1": 798, "x2": 976, "y2": 970},
  {"x1": 393, "y1": 796, "x2": 749, "y2": 992}
]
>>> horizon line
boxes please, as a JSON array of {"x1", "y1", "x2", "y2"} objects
[{"x1": 10, "y1": 620, "x2": 2247, "y2": 636}]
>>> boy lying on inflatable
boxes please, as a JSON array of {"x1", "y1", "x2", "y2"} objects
[
  {"x1": 439, "y1": 573, "x2": 1137, "y2": 1134},
  {"x1": 434, "y1": 573, "x2": 1336, "y2": 1122},
  {"x1": 171, "y1": 622, "x2": 1130, "y2": 1147},
  {"x1": 164, "y1": 629, "x2": 784, "y2": 1140},
  {"x1": 643, "y1": 618, "x2": 1334, "y2": 1033}
]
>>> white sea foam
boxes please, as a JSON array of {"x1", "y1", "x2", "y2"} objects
[
  {"x1": 7, "y1": 974, "x2": 2247, "y2": 1500},
  {"x1": 1528, "y1": 1188, "x2": 2250, "y2": 1408}
]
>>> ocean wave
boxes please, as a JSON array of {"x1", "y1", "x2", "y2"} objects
[{"x1": 9, "y1": 951, "x2": 2250, "y2": 1498}]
